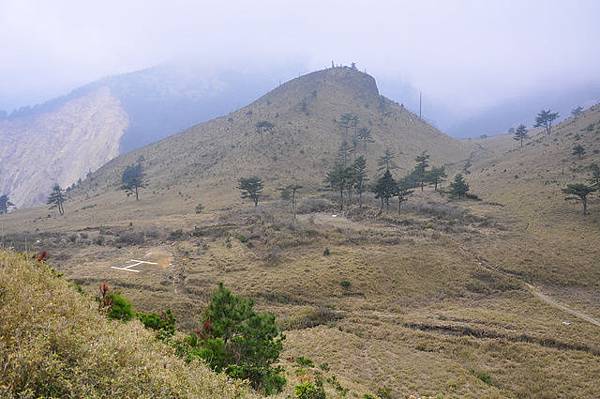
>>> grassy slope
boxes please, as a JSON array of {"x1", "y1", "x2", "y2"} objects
[
  {"x1": 1, "y1": 71, "x2": 599, "y2": 398},
  {"x1": 463, "y1": 105, "x2": 600, "y2": 314},
  {"x1": 0, "y1": 249, "x2": 260, "y2": 399}
]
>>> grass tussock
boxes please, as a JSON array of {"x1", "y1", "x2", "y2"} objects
[{"x1": 0, "y1": 250, "x2": 259, "y2": 399}]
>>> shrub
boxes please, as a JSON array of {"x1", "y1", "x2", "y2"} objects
[
  {"x1": 106, "y1": 292, "x2": 134, "y2": 321},
  {"x1": 296, "y1": 356, "x2": 314, "y2": 368},
  {"x1": 116, "y1": 231, "x2": 145, "y2": 246},
  {"x1": 138, "y1": 309, "x2": 176, "y2": 340},
  {"x1": 340, "y1": 280, "x2": 351, "y2": 289},
  {"x1": 294, "y1": 381, "x2": 326, "y2": 399},
  {"x1": 323, "y1": 247, "x2": 331, "y2": 256},
  {"x1": 473, "y1": 370, "x2": 492, "y2": 385},
  {"x1": 377, "y1": 386, "x2": 393, "y2": 399},
  {"x1": 195, "y1": 203, "x2": 204, "y2": 214},
  {"x1": 297, "y1": 198, "x2": 333, "y2": 214},
  {"x1": 183, "y1": 283, "x2": 286, "y2": 394}
]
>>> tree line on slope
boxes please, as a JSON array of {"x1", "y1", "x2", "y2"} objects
[{"x1": 507, "y1": 106, "x2": 599, "y2": 215}]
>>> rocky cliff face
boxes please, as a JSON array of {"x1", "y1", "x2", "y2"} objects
[{"x1": 0, "y1": 87, "x2": 128, "y2": 207}]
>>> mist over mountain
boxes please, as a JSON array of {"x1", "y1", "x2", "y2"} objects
[{"x1": 446, "y1": 83, "x2": 600, "y2": 137}]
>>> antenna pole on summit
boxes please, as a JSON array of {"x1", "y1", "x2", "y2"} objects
[{"x1": 419, "y1": 91, "x2": 422, "y2": 119}]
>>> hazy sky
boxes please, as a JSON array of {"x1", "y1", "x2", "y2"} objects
[{"x1": 2, "y1": 0, "x2": 599, "y2": 115}]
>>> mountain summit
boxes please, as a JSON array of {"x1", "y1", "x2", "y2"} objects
[{"x1": 72, "y1": 66, "x2": 468, "y2": 213}]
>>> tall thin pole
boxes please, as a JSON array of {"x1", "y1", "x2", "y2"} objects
[{"x1": 419, "y1": 91, "x2": 422, "y2": 119}]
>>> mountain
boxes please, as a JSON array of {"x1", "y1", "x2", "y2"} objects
[
  {"x1": 72, "y1": 66, "x2": 469, "y2": 211},
  {"x1": 448, "y1": 83, "x2": 600, "y2": 137},
  {"x1": 0, "y1": 63, "x2": 299, "y2": 208},
  {"x1": 0, "y1": 87, "x2": 128, "y2": 207},
  {"x1": 2, "y1": 68, "x2": 599, "y2": 398}
]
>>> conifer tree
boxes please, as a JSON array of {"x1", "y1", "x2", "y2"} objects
[
  {"x1": 449, "y1": 174, "x2": 469, "y2": 199},
  {"x1": 572, "y1": 144, "x2": 586, "y2": 159},
  {"x1": 279, "y1": 184, "x2": 303, "y2": 220},
  {"x1": 187, "y1": 283, "x2": 286, "y2": 394},
  {"x1": 0, "y1": 194, "x2": 14, "y2": 215},
  {"x1": 413, "y1": 151, "x2": 430, "y2": 191},
  {"x1": 326, "y1": 163, "x2": 352, "y2": 210},
  {"x1": 571, "y1": 106, "x2": 584, "y2": 117},
  {"x1": 589, "y1": 163, "x2": 600, "y2": 189},
  {"x1": 513, "y1": 124, "x2": 529, "y2": 148},
  {"x1": 47, "y1": 184, "x2": 66, "y2": 215},
  {"x1": 426, "y1": 166, "x2": 447, "y2": 191},
  {"x1": 357, "y1": 127, "x2": 374, "y2": 152},
  {"x1": 352, "y1": 156, "x2": 369, "y2": 208},
  {"x1": 121, "y1": 163, "x2": 147, "y2": 200},
  {"x1": 395, "y1": 178, "x2": 414, "y2": 214},
  {"x1": 372, "y1": 169, "x2": 396, "y2": 210},
  {"x1": 534, "y1": 109, "x2": 559, "y2": 135},
  {"x1": 339, "y1": 113, "x2": 356, "y2": 138},
  {"x1": 377, "y1": 148, "x2": 398, "y2": 173},
  {"x1": 562, "y1": 183, "x2": 596, "y2": 215},
  {"x1": 238, "y1": 176, "x2": 264, "y2": 207},
  {"x1": 337, "y1": 140, "x2": 353, "y2": 167},
  {"x1": 255, "y1": 121, "x2": 275, "y2": 139}
]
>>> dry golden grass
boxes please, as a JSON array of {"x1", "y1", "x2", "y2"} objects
[
  {"x1": 1, "y1": 71, "x2": 599, "y2": 398},
  {"x1": 0, "y1": 250, "x2": 261, "y2": 399}
]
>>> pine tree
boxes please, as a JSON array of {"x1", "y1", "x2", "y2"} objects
[
  {"x1": 513, "y1": 124, "x2": 529, "y2": 148},
  {"x1": 121, "y1": 163, "x2": 147, "y2": 200},
  {"x1": 571, "y1": 106, "x2": 584, "y2": 117},
  {"x1": 189, "y1": 283, "x2": 286, "y2": 394},
  {"x1": 47, "y1": 184, "x2": 66, "y2": 215},
  {"x1": 562, "y1": 183, "x2": 596, "y2": 215},
  {"x1": 352, "y1": 156, "x2": 369, "y2": 208},
  {"x1": 589, "y1": 163, "x2": 600, "y2": 189},
  {"x1": 395, "y1": 177, "x2": 414, "y2": 214},
  {"x1": 377, "y1": 148, "x2": 398, "y2": 173},
  {"x1": 449, "y1": 174, "x2": 469, "y2": 199},
  {"x1": 357, "y1": 127, "x2": 374, "y2": 152},
  {"x1": 372, "y1": 170, "x2": 396, "y2": 210},
  {"x1": 572, "y1": 144, "x2": 586, "y2": 159},
  {"x1": 426, "y1": 166, "x2": 447, "y2": 191},
  {"x1": 0, "y1": 194, "x2": 14, "y2": 214},
  {"x1": 413, "y1": 151, "x2": 430, "y2": 191},
  {"x1": 534, "y1": 109, "x2": 559, "y2": 135},
  {"x1": 279, "y1": 184, "x2": 302, "y2": 220},
  {"x1": 238, "y1": 176, "x2": 264, "y2": 206},
  {"x1": 326, "y1": 163, "x2": 352, "y2": 210},
  {"x1": 337, "y1": 140, "x2": 353, "y2": 167},
  {"x1": 338, "y1": 113, "x2": 356, "y2": 138},
  {"x1": 255, "y1": 120, "x2": 275, "y2": 139}
]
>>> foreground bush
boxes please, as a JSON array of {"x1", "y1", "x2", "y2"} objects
[
  {"x1": 179, "y1": 283, "x2": 286, "y2": 395},
  {"x1": 0, "y1": 250, "x2": 261, "y2": 399}
]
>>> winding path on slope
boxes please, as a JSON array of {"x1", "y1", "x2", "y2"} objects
[
  {"x1": 303, "y1": 211, "x2": 600, "y2": 328},
  {"x1": 456, "y1": 244, "x2": 600, "y2": 328}
]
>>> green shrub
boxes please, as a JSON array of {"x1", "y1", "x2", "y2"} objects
[
  {"x1": 294, "y1": 381, "x2": 326, "y2": 399},
  {"x1": 296, "y1": 356, "x2": 314, "y2": 368},
  {"x1": 138, "y1": 309, "x2": 176, "y2": 340},
  {"x1": 323, "y1": 247, "x2": 331, "y2": 256},
  {"x1": 472, "y1": 369, "x2": 492, "y2": 385},
  {"x1": 107, "y1": 292, "x2": 134, "y2": 321},
  {"x1": 377, "y1": 386, "x2": 393, "y2": 399},
  {"x1": 183, "y1": 283, "x2": 286, "y2": 394},
  {"x1": 340, "y1": 280, "x2": 351, "y2": 289}
]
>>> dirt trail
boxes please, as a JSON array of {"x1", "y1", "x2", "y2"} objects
[
  {"x1": 457, "y1": 244, "x2": 600, "y2": 328},
  {"x1": 303, "y1": 211, "x2": 600, "y2": 328},
  {"x1": 524, "y1": 283, "x2": 600, "y2": 327}
]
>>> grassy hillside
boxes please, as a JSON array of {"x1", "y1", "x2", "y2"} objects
[
  {"x1": 0, "y1": 249, "x2": 261, "y2": 398},
  {"x1": 1, "y1": 70, "x2": 599, "y2": 398}
]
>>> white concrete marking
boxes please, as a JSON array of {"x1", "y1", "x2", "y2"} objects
[{"x1": 111, "y1": 259, "x2": 158, "y2": 273}]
